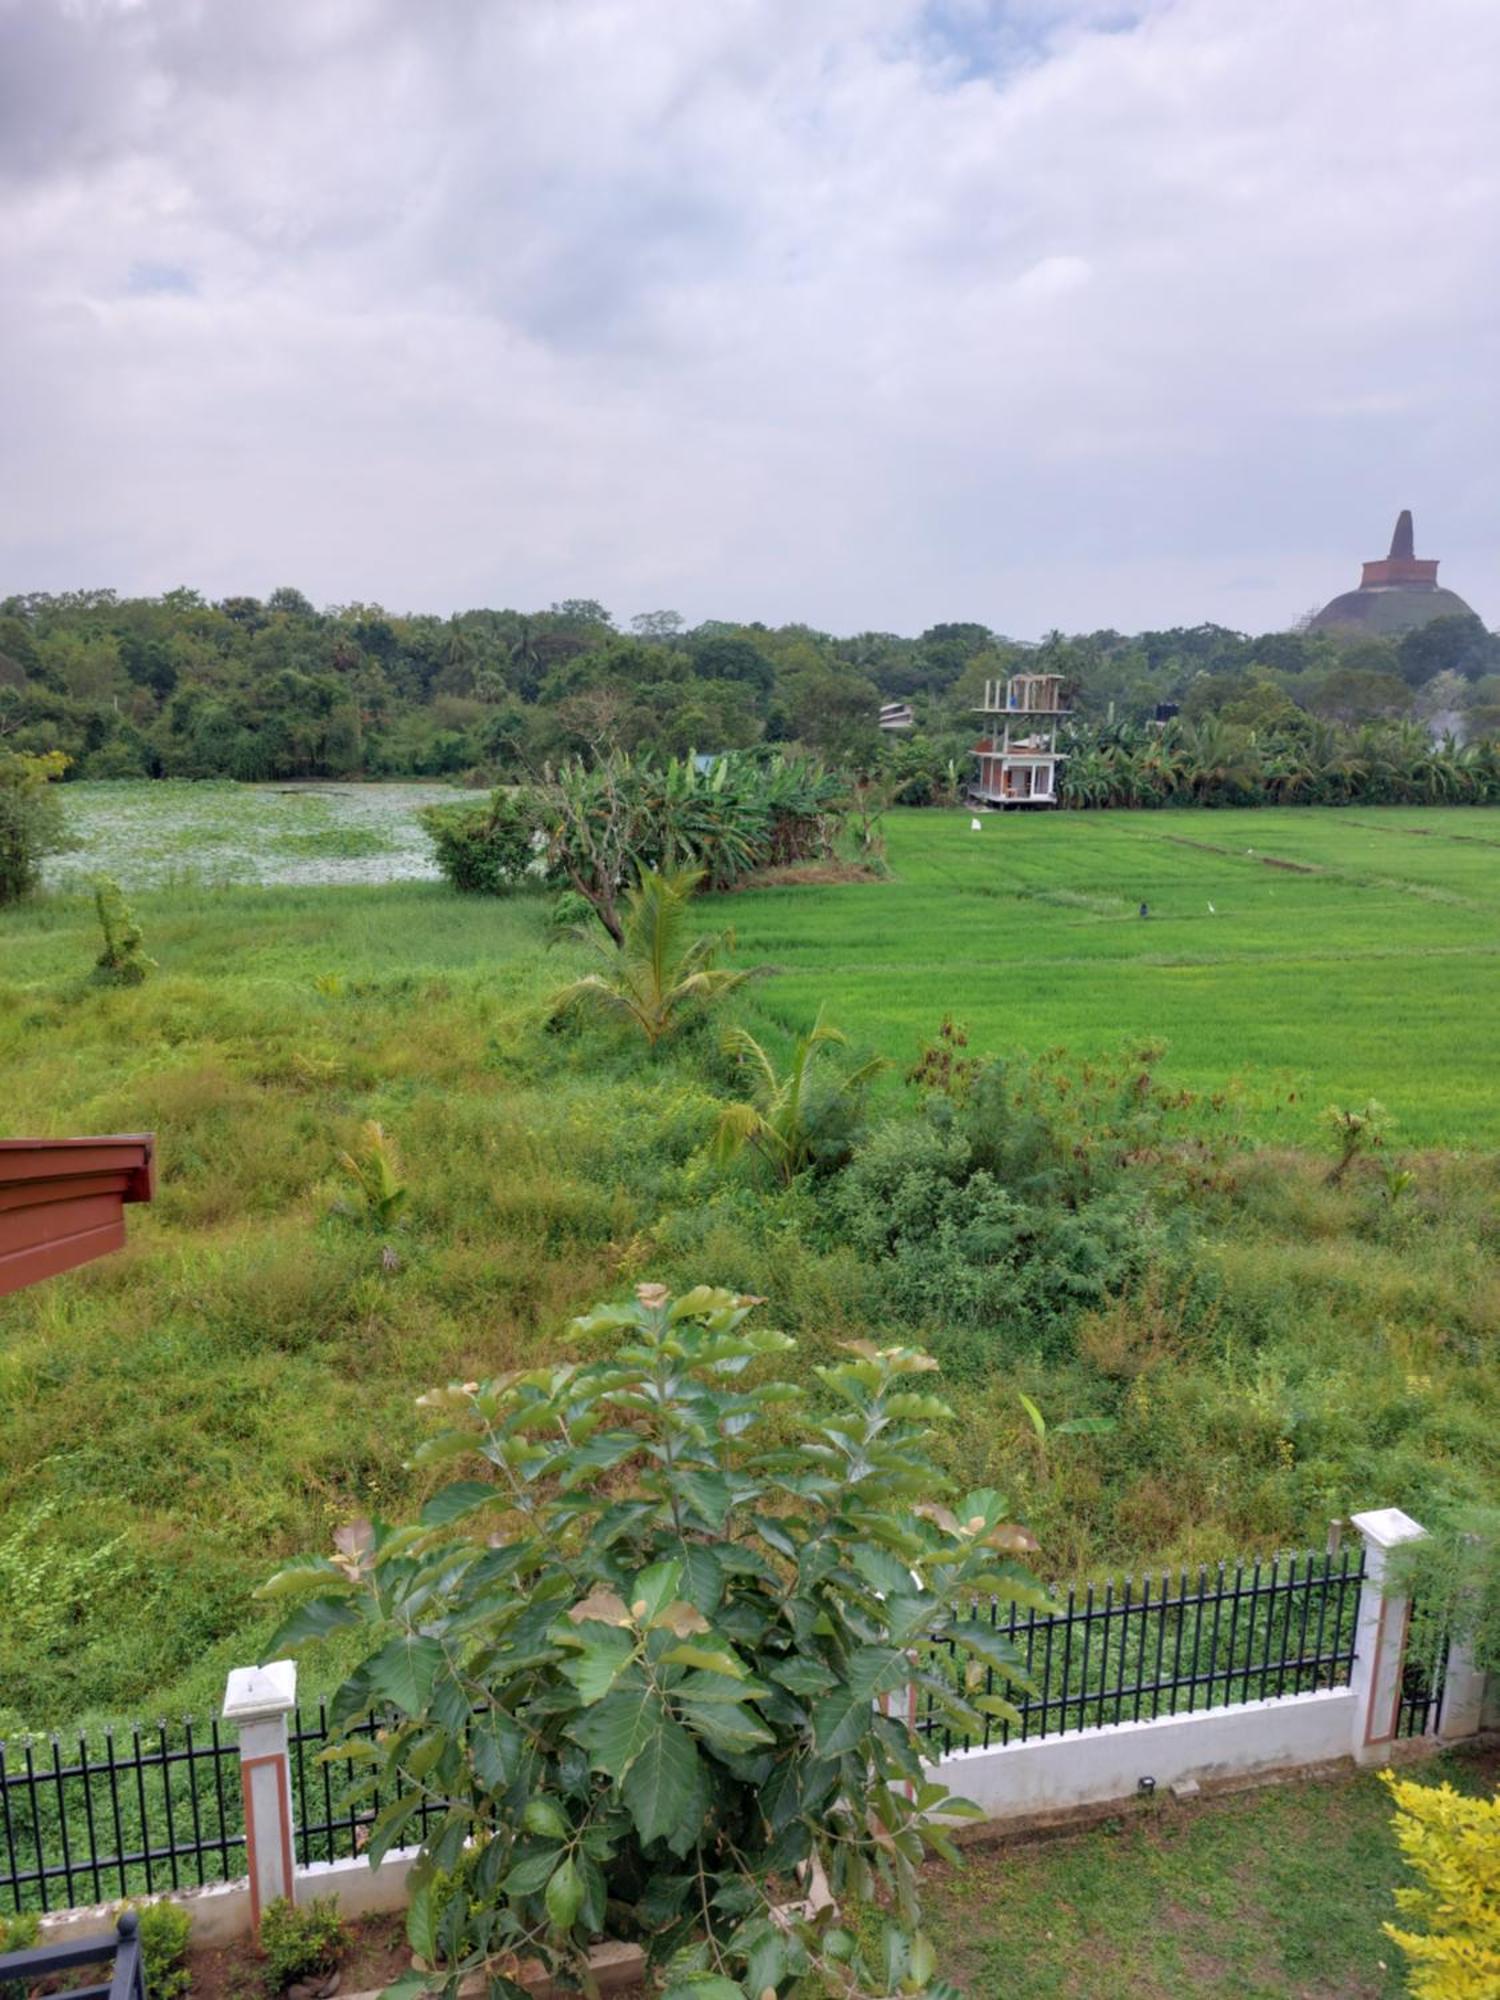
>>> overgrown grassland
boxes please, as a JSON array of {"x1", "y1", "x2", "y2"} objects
[{"x1": 0, "y1": 804, "x2": 1497, "y2": 1735}]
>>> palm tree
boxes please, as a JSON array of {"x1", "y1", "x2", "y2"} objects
[
  {"x1": 550, "y1": 867, "x2": 754, "y2": 1046},
  {"x1": 713, "y1": 1014, "x2": 885, "y2": 1183}
]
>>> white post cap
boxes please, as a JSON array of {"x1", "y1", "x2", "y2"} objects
[
  {"x1": 223, "y1": 1659, "x2": 298, "y2": 1722},
  {"x1": 1350, "y1": 1508, "x2": 1426, "y2": 1551}
]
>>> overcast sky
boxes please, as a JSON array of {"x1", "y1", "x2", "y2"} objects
[{"x1": 2, "y1": 0, "x2": 1496, "y2": 637}]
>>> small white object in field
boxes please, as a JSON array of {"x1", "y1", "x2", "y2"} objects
[
  {"x1": 1208, "y1": 902, "x2": 1216, "y2": 913},
  {"x1": 970, "y1": 817, "x2": 983, "y2": 831}
]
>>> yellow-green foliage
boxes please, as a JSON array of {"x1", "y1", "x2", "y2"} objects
[{"x1": 1382, "y1": 1770, "x2": 1500, "y2": 1997}]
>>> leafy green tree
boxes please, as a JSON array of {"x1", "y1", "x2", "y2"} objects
[
  {"x1": 260, "y1": 1284, "x2": 1047, "y2": 2000},
  {"x1": 551, "y1": 867, "x2": 753, "y2": 1046},
  {"x1": 0, "y1": 748, "x2": 69, "y2": 905}
]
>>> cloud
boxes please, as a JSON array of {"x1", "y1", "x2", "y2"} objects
[{"x1": 0, "y1": 0, "x2": 1496, "y2": 634}]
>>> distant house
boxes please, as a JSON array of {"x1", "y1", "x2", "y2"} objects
[
  {"x1": 878, "y1": 702, "x2": 915, "y2": 732},
  {"x1": 970, "y1": 674, "x2": 1070, "y2": 807}
]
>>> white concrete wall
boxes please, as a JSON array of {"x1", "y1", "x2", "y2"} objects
[
  {"x1": 35, "y1": 1846, "x2": 424, "y2": 1950},
  {"x1": 926, "y1": 1688, "x2": 1358, "y2": 1820}
]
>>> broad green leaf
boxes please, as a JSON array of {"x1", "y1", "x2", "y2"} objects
[
  {"x1": 629, "y1": 1558, "x2": 683, "y2": 1628},
  {"x1": 569, "y1": 1682, "x2": 660, "y2": 1777},
  {"x1": 769, "y1": 1657, "x2": 836, "y2": 1696},
  {"x1": 264, "y1": 1596, "x2": 361, "y2": 1652},
  {"x1": 368, "y1": 1632, "x2": 444, "y2": 1714},
  {"x1": 674, "y1": 1467, "x2": 733, "y2": 1531},
  {"x1": 365, "y1": 1792, "x2": 424, "y2": 1867},
  {"x1": 405, "y1": 1873, "x2": 436, "y2": 1966},
  {"x1": 502, "y1": 1844, "x2": 562, "y2": 1897},
  {"x1": 522, "y1": 1796, "x2": 570, "y2": 1839},
  {"x1": 561, "y1": 1629, "x2": 636, "y2": 1703},
  {"x1": 620, "y1": 1709, "x2": 708, "y2": 1850},
  {"x1": 544, "y1": 1855, "x2": 584, "y2": 1931},
  {"x1": 661, "y1": 1981, "x2": 746, "y2": 2000},
  {"x1": 675, "y1": 1700, "x2": 775, "y2": 1754},
  {"x1": 419, "y1": 1479, "x2": 498, "y2": 1526},
  {"x1": 810, "y1": 1650, "x2": 911, "y2": 1757},
  {"x1": 659, "y1": 1645, "x2": 746, "y2": 1679}
]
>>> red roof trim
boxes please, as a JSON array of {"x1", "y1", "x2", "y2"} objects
[{"x1": 0, "y1": 1135, "x2": 155, "y2": 1295}]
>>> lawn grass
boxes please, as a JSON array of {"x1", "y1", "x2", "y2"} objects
[
  {"x1": 927, "y1": 1747, "x2": 1500, "y2": 1999},
  {"x1": 0, "y1": 802, "x2": 1497, "y2": 1735},
  {"x1": 719, "y1": 806, "x2": 1500, "y2": 1145}
]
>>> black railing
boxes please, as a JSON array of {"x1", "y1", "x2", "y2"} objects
[
  {"x1": 0, "y1": 1721, "x2": 242, "y2": 1916},
  {"x1": 917, "y1": 1546, "x2": 1367, "y2": 1754},
  {"x1": 0, "y1": 1909, "x2": 146, "y2": 2000},
  {"x1": 0, "y1": 1541, "x2": 1447, "y2": 1918}
]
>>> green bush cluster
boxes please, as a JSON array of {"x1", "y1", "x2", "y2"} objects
[{"x1": 256, "y1": 1895, "x2": 348, "y2": 1993}]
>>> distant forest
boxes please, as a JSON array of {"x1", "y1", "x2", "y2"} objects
[{"x1": 2, "y1": 586, "x2": 1498, "y2": 793}]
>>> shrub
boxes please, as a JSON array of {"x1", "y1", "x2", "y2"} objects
[
  {"x1": 261, "y1": 1282, "x2": 1048, "y2": 1999},
  {"x1": 90, "y1": 877, "x2": 156, "y2": 985},
  {"x1": 0, "y1": 747, "x2": 69, "y2": 904},
  {"x1": 1381, "y1": 1771, "x2": 1500, "y2": 1997},
  {"x1": 257, "y1": 1894, "x2": 349, "y2": 1993},
  {"x1": 119, "y1": 1898, "x2": 193, "y2": 2000},
  {"x1": 835, "y1": 1118, "x2": 1166, "y2": 1365},
  {"x1": 421, "y1": 792, "x2": 539, "y2": 895}
]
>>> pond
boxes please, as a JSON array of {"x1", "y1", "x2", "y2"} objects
[{"x1": 42, "y1": 781, "x2": 487, "y2": 891}]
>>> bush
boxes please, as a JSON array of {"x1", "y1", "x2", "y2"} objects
[
  {"x1": 0, "y1": 1912, "x2": 40, "y2": 2000},
  {"x1": 421, "y1": 792, "x2": 538, "y2": 894},
  {"x1": 835, "y1": 1118, "x2": 1167, "y2": 1364},
  {"x1": 261, "y1": 1282, "x2": 1048, "y2": 1998},
  {"x1": 0, "y1": 747, "x2": 69, "y2": 904},
  {"x1": 119, "y1": 1899, "x2": 193, "y2": 2000},
  {"x1": 256, "y1": 1894, "x2": 348, "y2": 1993},
  {"x1": 1382, "y1": 1771, "x2": 1500, "y2": 1997},
  {"x1": 91, "y1": 877, "x2": 156, "y2": 985}
]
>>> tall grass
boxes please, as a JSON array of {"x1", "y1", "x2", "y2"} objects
[{"x1": 0, "y1": 818, "x2": 1496, "y2": 1737}]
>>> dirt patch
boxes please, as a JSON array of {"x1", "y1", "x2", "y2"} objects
[
  {"x1": 186, "y1": 1913, "x2": 409, "y2": 2000},
  {"x1": 728, "y1": 861, "x2": 885, "y2": 890},
  {"x1": 1258, "y1": 854, "x2": 1318, "y2": 873}
]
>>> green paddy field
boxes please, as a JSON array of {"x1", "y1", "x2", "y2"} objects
[{"x1": 728, "y1": 805, "x2": 1500, "y2": 1147}]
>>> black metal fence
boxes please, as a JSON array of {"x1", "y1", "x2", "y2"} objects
[
  {"x1": 0, "y1": 1542, "x2": 1444, "y2": 1918},
  {"x1": 917, "y1": 1546, "x2": 1370, "y2": 1755}
]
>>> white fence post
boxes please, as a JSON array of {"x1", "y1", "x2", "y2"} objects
[
  {"x1": 1436, "y1": 1638, "x2": 1488, "y2": 1743},
  {"x1": 223, "y1": 1661, "x2": 299, "y2": 1927},
  {"x1": 1349, "y1": 1509, "x2": 1426, "y2": 1765}
]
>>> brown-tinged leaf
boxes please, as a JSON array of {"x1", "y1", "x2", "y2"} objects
[
  {"x1": 654, "y1": 1600, "x2": 711, "y2": 1638},
  {"x1": 635, "y1": 1282, "x2": 670, "y2": 1308},
  {"x1": 985, "y1": 1523, "x2": 1040, "y2": 1553},
  {"x1": 567, "y1": 1588, "x2": 632, "y2": 1627},
  {"x1": 332, "y1": 1519, "x2": 375, "y2": 1575},
  {"x1": 915, "y1": 1503, "x2": 961, "y2": 1536}
]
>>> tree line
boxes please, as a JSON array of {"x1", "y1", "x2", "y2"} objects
[{"x1": 1, "y1": 583, "x2": 1497, "y2": 795}]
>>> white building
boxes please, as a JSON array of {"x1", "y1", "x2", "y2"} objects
[{"x1": 970, "y1": 673, "x2": 1070, "y2": 807}]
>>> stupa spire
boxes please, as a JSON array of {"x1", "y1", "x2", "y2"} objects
[{"x1": 1389, "y1": 510, "x2": 1415, "y2": 562}]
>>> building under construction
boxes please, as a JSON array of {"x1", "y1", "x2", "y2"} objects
[{"x1": 970, "y1": 673, "x2": 1070, "y2": 807}]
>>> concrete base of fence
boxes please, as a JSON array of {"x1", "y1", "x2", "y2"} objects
[
  {"x1": 34, "y1": 1846, "x2": 424, "y2": 1951},
  {"x1": 925, "y1": 1687, "x2": 1360, "y2": 1821}
]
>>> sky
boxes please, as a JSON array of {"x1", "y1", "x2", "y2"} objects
[{"x1": 1, "y1": 0, "x2": 1497, "y2": 639}]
